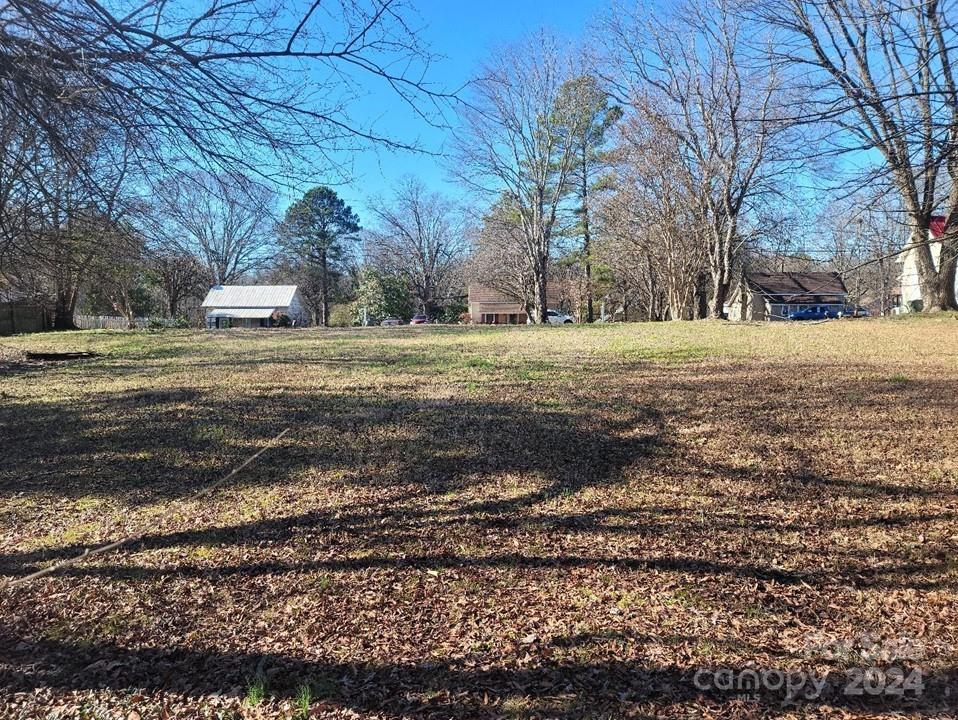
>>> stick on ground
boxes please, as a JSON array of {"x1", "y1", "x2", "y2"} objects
[{"x1": 0, "y1": 427, "x2": 291, "y2": 591}]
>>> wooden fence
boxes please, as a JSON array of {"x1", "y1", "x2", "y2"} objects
[
  {"x1": 74, "y1": 315, "x2": 150, "y2": 330},
  {"x1": 0, "y1": 304, "x2": 51, "y2": 336},
  {"x1": 0, "y1": 309, "x2": 181, "y2": 334}
]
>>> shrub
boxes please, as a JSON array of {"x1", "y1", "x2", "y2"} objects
[
  {"x1": 147, "y1": 316, "x2": 191, "y2": 330},
  {"x1": 329, "y1": 304, "x2": 356, "y2": 327}
]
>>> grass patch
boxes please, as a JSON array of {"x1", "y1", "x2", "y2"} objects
[
  {"x1": 244, "y1": 674, "x2": 267, "y2": 707},
  {"x1": 294, "y1": 683, "x2": 313, "y2": 719}
]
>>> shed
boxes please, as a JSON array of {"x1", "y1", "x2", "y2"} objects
[{"x1": 201, "y1": 285, "x2": 308, "y2": 329}]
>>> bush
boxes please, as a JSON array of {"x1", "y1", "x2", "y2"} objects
[
  {"x1": 147, "y1": 315, "x2": 192, "y2": 330},
  {"x1": 329, "y1": 304, "x2": 356, "y2": 327},
  {"x1": 438, "y1": 297, "x2": 469, "y2": 324}
]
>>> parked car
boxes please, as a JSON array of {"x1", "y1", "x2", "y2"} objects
[
  {"x1": 545, "y1": 309, "x2": 574, "y2": 325},
  {"x1": 409, "y1": 314, "x2": 430, "y2": 325},
  {"x1": 380, "y1": 317, "x2": 402, "y2": 326},
  {"x1": 787, "y1": 306, "x2": 841, "y2": 321},
  {"x1": 839, "y1": 305, "x2": 871, "y2": 318}
]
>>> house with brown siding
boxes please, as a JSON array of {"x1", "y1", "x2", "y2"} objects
[{"x1": 467, "y1": 284, "x2": 562, "y2": 324}]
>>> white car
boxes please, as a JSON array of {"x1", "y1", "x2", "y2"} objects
[
  {"x1": 545, "y1": 309, "x2": 574, "y2": 325},
  {"x1": 380, "y1": 317, "x2": 402, "y2": 326}
]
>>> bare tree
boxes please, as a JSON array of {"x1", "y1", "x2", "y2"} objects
[
  {"x1": 467, "y1": 198, "x2": 538, "y2": 318},
  {"x1": 454, "y1": 31, "x2": 587, "y2": 323},
  {"x1": 0, "y1": 109, "x2": 41, "y2": 268},
  {"x1": 602, "y1": 113, "x2": 709, "y2": 320},
  {"x1": 365, "y1": 178, "x2": 469, "y2": 316},
  {"x1": 0, "y1": 117, "x2": 133, "y2": 328},
  {"x1": 598, "y1": 0, "x2": 796, "y2": 318},
  {"x1": 151, "y1": 172, "x2": 275, "y2": 286},
  {"x1": 0, "y1": 0, "x2": 451, "y2": 193},
  {"x1": 147, "y1": 250, "x2": 206, "y2": 319},
  {"x1": 91, "y1": 225, "x2": 149, "y2": 329},
  {"x1": 756, "y1": 0, "x2": 958, "y2": 310},
  {"x1": 822, "y1": 194, "x2": 910, "y2": 315},
  {"x1": 0, "y1": 0, "x2": 452, "y2": 322}
]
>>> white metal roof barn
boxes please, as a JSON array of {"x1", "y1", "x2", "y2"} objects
[{"x1": 200, "y1": 285, "x2": 308, "y2": 328}]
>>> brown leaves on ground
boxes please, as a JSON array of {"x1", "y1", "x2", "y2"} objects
[{"x1": 0, "y1": 320, "x2": 957, "y2": 719}]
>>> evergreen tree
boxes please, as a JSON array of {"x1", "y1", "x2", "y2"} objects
[{"x1": 279, "y1": 187, "x2": 361, "y2": 326}]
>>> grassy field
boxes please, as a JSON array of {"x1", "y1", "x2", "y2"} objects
[{"x1": 1, "y1": 318, "x2": 957, "y2": 719}]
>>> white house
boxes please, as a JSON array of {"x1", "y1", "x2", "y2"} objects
[
  {"x1": 896, "y1": 216, "x2": 957, "y2": 312},
  {"x1": 200, "y1": 285, "x2": 308, "y2": 329}
]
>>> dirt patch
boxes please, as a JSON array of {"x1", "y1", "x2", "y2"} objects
[
  {"x1": 24, "y1": 351, "x2": 100, "y2": 361},
  {"x1": 0, "y1": 349, "x2": 100, "y2": 375}
]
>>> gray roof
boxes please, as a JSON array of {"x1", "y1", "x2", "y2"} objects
[
  {"x1": 744, "y1": 272, "x2": 847, "y2": 303},
  {"x1": 201, "y1": 285, "x2": 298, "y2": 309}
]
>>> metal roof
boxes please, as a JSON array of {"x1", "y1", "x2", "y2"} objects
[
  {"x1": 206, "y1": 308, "x2": 276, "y2": 319},
  {"x1": 201, "y1": 285, "x2": 298, "y2": 308}
]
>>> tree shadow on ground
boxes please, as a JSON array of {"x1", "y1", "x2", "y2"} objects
[
  {"x1": 1, "y1": 369, "x2": 956, "y2": 593},
  {"x1": 1, "y1": 632, "x2": 954, "y2": 717},
  {"x1": 0, "y1": 386, "x2": 664, "y2": 504},
  {"x1": 2, "y1": 364, "x2": 957, "y2": 717}
]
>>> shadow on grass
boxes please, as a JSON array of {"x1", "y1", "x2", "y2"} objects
[
  {"x1": 1, "y1": 632, "x2": 954, "y2": 717},
  {"x1": 0, "y1": 387, "x2": 664, "y2": 503},
  {"x1": 2, "y1": 365, "x2": 957, "y2": 716},
  {"x1": 1, "y1": 370, "x2": 956, "y2": 592}
]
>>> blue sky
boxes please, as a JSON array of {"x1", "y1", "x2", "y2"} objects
[{"x1": 301, "y1": 0, "x2": 609, "y2": 223}]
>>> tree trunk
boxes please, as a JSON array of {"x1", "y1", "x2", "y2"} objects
[
  {"x1": 53, "y1": 278, "x2": 79, "y2": 330},
  {"x1": 533, "y1": 256, "x2": 548, "y2": 324},
  {"x1": 695, "y1": 273, "x2": 709, "y2": 319},
  {"x1": 320, "y1": 250, "x2": 330, "y2": 327},
  {"x1": 909, "y1": 219, "x2": 942, "y2": 311},
  {"x1": 582, "y1": 149, "x2": 593, "y2": 324},
  {"x1": 708, "y1": 221, "x2": 735, "y2": 319},
  {"x1": 936, "y1": 237, "x2": 958, "y2": 310},
  {"x1": 167, "y1": 276, "x2": 182, "y2": 318},
  {"x1": 709, "y1": 280, "x2": 730, "y2": 320},
  {"x1": 423, "y1": 273, "x2": 435, "y2": 318}
]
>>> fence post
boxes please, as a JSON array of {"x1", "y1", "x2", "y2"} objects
[{"x1": 9, "y1": 305, "x2": 15, "y2": 335}]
